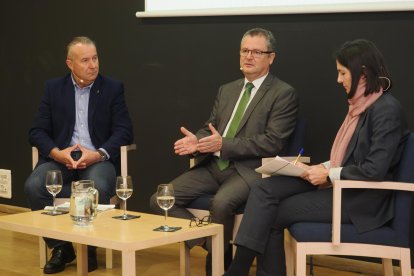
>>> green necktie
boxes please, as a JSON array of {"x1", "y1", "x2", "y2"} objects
[{"x1": 216, "y1": 82, "x2": 254, "y2": 171}]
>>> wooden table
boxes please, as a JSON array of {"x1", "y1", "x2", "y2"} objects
[{"x1": 0, "y1": 209, "x2": 224, "y2": 276}]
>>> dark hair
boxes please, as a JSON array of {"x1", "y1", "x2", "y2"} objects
[
  {"x1": 241, "y1": 28, "x2": 276, "y2": 52},
  {"x1": 334, "y1": 39, "x2": 391, "y2": 99}
]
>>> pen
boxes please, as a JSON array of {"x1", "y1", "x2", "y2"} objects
[{"x1": 293, "y1": 148, "x2": 304, "y2": 165}]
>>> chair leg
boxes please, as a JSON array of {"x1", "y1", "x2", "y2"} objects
[
  {"x1": 232, "y1": 243, "x2": 237, "y2": 258},
  {"x1": 284, "y1": 230, "x2": 294, "y2": 276},
  {"x1": 382, "y1": 258, "x2": 394, "y2": 276},
  {"x1": 295, "y1": 245, "x2": 307, "y2": 276},
  {"x1": 399, "y1": 248, "x2": 411, "y2": 276},
  {"x1": 180, "y1": 242, "x2": 190, "y2": 276},
  {"x1": 39, "y1": 237, "x2": 48, "y2": 268}
]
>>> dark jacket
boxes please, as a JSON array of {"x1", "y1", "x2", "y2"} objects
[
  {"x1": 341, "y1": 92, "x2": 409, "y2": 232},
  {"x1": 29, "y1": 73, "x2": 133, "y2": 168}
]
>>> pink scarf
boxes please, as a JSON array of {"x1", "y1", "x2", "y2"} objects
[{"x1": 330, "y1": 79, "x2": 383, "y2": 167}]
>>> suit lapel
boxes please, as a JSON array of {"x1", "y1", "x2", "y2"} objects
[
  {"x1": 88, "y1": 75, "x2": 102, "y2": 132},
  {"x1": 218, "y1": 79, "x2": 244, "y2": 134},
  {"x1": 235, "y1": 74, "x2": 273, "y2": 135},
  {"x1": 342, "y1": 112, "x2": 367, "y2": 164},
  {"x1": 63, "y1": 75, "x2": 76, "y2": 132}
]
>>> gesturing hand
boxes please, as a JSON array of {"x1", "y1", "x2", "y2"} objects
[
  {"x1": 174, "y1": 127, "x2": 198, "y2": 155},
  {"x1": 198, "y1": 123, "x2": 222, "y2": 153}
]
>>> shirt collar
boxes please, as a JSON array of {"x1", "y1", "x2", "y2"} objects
[
  {"x1": 70, "y1": 74, "x2": 94, "y2": 90},
  {"x1": 244, "y1": 73, "x2": 268, "y2": 90}
]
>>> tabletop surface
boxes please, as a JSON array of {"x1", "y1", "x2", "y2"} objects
[{"x1": 0, "y1": 209, "x2": 223, "y2": 251}]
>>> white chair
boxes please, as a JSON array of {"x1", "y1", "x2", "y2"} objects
[
  {"x1": 284, "y1": 132, "x2": 414, "y2": 276},
  {"x1": 33, "y1": 144, "x2": 136, "y2": 269}
]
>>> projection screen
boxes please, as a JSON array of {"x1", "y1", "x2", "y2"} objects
[{"x1": 136, "y1": 0, "x2": 414, "y2": 18}]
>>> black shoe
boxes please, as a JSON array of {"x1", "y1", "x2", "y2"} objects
[
  {"x1": 43, "y1": 243, "x2": 76, "y2": 274},
  {"x1": 87, "y1": 246, "x2": 98, "y2": 272}
]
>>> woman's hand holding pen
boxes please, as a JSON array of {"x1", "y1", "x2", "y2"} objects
[{"x1": 287, "y1": 148, "x2": 330, "y2": 185}]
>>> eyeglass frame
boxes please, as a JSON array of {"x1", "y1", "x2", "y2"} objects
[
  {"x1": 189, "y1": 215, "x2": 212, "y2": 227},
  {"x1": 240, "y1": 48, "x2": 274, "y2": 58}
]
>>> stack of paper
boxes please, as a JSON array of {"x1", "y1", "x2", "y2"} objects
[{"x1": 255, "y1": 156, "x2": 306, "y2": 177}]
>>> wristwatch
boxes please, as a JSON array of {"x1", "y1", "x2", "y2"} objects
[{"x1": 97, "y1": 149, "x2": 107, "y2": 161}]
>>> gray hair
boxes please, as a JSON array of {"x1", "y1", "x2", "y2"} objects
[
  {"x1": 241, "y1": 28, "x2": 276, "y2": 52},
  {"x1": 66, "y1": 36, "x2": 96, "y2": 59}
]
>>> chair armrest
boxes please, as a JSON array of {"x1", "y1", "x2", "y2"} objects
[
  {"x1": 334, "y1": 180, "x2": 414, "y2": 192},
  {"x1": 120, "y1": 144, "x2": 136, "y2": 177},
  {"x1": 121, "y1": 144, "x2": 137, "y2": 152},
  {"x1": 33, "y1": 145, "x2": 137, "y2": 177},
  {"x1": 331, "y1": 179, "x2": 414, "y2": 246}
]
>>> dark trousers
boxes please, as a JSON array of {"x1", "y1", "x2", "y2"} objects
[
  {"x1": 24, "y1": 160, "x2": 116, "y2": 248},
  {"x1": 150, "y1": 159, "x2": 250, "y2": 255},
  {"x1": 235, "y1": 176, "x2": 352, "y2": 276}
]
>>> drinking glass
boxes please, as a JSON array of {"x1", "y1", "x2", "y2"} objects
[
  {"x1": 113, "y1": 176, "x2": 139, "y2": 220},
  {"x1": 45, "y1": 170, "x2": 63, "y2": 215},
  {"x1": 156, "y1": 184, "x2": 175, "y2": 231}
]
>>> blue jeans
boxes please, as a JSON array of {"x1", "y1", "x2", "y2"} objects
[{"x1": 24, "y1": 160, "x2": 116, "y2": 248}]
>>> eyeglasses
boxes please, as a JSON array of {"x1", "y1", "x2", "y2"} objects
[
  {"x1": 189, "y1": 215, "x2": 212, "y2": 227},
  {"x1": 240, "y1": 48, "x2": 274, "y2": 58}
]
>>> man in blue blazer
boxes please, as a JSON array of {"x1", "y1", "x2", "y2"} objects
[{"x1": 24, "y1": 36, "x2": 133, "y2": 274}]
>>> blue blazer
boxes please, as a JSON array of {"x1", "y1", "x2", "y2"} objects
[{"x1": 29, "y1": 73, "x2": 133, "y2": 168}]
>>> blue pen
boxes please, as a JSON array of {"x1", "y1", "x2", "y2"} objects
[{"x1": 293, "y1": 148, "x2": 304, "y2": 165}]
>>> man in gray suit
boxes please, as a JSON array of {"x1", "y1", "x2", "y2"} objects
[{"x1": 150, "y1": 28, "x2": 298, "y2": 274}]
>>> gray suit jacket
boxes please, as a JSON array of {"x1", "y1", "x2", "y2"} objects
[
  {"x1": 193, "y1": 73, "x2": 299, "y2": 186},
  {"x1": 341, "y1": 92, "x2": 409, "y2": 232}
]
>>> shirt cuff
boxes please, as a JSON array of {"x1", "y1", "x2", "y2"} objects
[
  {"x1": 329, "y1": 167, "x2": 342, "y2": 182},
  {"x1": 321, "y1": 161, "x2": 331, "y2": 169},
  {"x1": 98, "y1": 148, "x2": 110, "y2": 160}
]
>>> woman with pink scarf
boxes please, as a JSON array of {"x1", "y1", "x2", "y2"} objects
[{"x1": 225, "y1": 39, "x2": 409, "y2": 276}]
